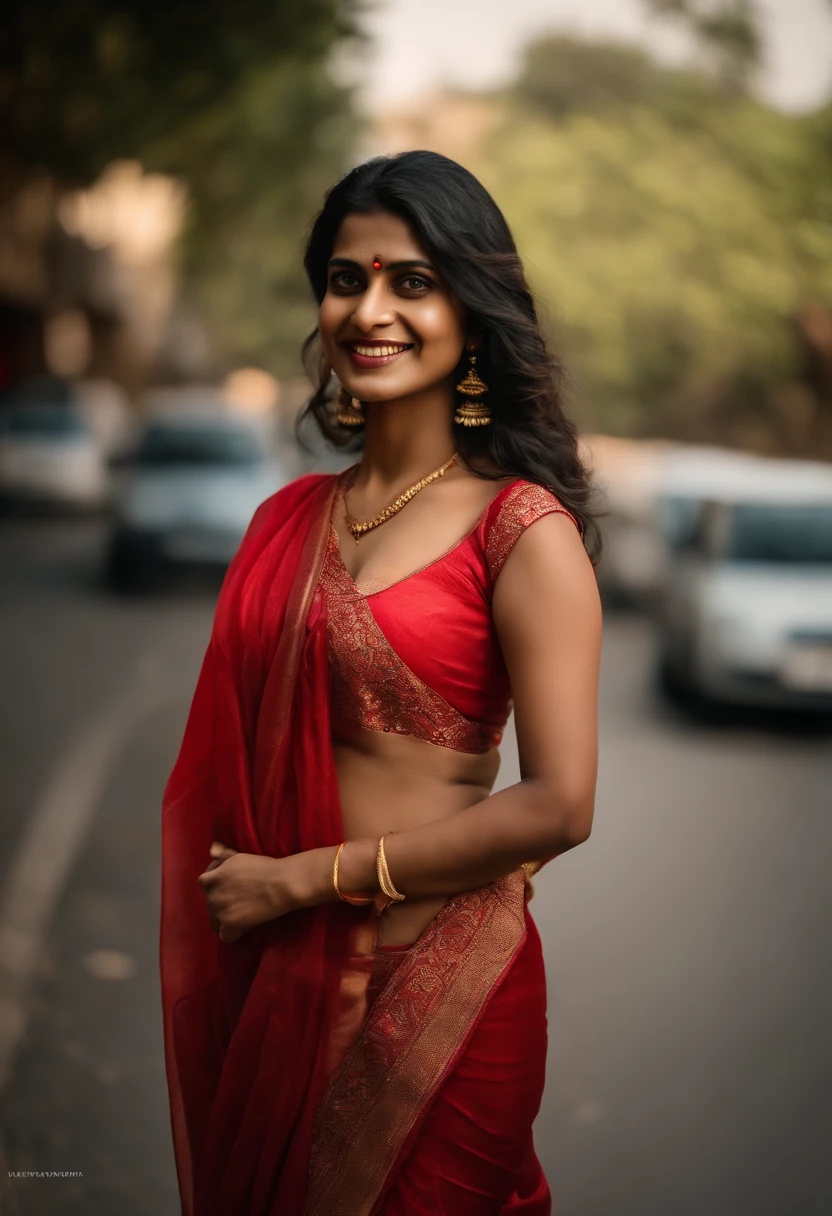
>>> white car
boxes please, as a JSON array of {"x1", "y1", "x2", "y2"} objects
[
  {"x1": 590, "y1": 440, "x2": 760, "y2": 607},
  {"x1": 105, "y1": 411, "x2": 290, "y2": 590},
  {"x1": 657, "y1": 461, "x2": 832, "y2": 711},
  {"x1": 0, "y1": 401, "x2": 108, "y2": 510}
]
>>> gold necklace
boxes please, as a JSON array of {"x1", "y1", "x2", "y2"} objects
[{"x1": 344, "y1": 453, "x2": 458, "y2": 543}]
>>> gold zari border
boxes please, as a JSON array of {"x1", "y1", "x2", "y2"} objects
[
  {"x1": 485, "y1": 481, "x2": 578, "y2": 581},
  {"x1": 304, "y1": 868, "x2": 527, "y2": 1216},
  {"x1": 320, "y1": 521, "x2": 501, "y2": 754}
]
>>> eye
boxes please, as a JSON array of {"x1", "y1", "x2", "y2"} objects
[
  {"x1": 397, "y1": 274, "x2": 432, "y2": 293},
  {"x1": 329, "y1": 271, "x2": 363, "y2": 291}
]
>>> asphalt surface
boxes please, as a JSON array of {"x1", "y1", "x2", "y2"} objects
[{"x1": 0, "y1": 516, "x2": 830, "y2": 1216}]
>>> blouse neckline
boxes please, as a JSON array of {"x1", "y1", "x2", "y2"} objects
[{"x1": 329, "y1": 466, "x2": 519, "y2": 600}]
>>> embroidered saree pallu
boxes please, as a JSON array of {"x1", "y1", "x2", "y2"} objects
[{"x1": 160, "y1": 472, "x2": 549, "y2": 1216}]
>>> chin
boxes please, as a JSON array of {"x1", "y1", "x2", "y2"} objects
[
  {"x1": 357, "y1": 385, "x2": 414, "y2": 403},
  {"x1": 352, "y1": 377, "x2": 440, "y2": 403}
]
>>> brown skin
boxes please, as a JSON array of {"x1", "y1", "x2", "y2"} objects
[{"x1": 198, "y1": 211, "x2": 602, "y2": 946}]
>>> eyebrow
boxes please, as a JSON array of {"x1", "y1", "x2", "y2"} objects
[{"x1": 327, "y1": 257, "x2": 438, "y2": 273}]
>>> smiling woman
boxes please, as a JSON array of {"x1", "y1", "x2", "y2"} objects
[
  {"x1": 321, "y1": 214, "x2": 464, "y2": 394},
  {"x1": 161, "y1": 151, "x2": 602, "y2": 1216}
]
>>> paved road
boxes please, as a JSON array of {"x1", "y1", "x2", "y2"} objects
[{"x1": 1, "y1": 518, "x2": 829, "y2": 1216}]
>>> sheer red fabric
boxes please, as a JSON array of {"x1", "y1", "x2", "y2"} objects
[{"x1": 161, "y1": 473, "x2": 379, "y2": 1216}]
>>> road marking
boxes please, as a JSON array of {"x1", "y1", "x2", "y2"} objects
[{"x1": 0, "y1": 656, "x2": 168, "y2": 1091}]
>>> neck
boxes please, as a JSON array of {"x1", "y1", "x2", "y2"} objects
[{"x1": 357, "y1": 381, "x2": 457, "y2": 489}]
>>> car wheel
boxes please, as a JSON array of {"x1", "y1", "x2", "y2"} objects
[
  {"x1": 105, "y1": 536, "x2": 153, "y2": 594},
  {"x1": 656, "y1": 649, "x2": 693, "y2": 705}
]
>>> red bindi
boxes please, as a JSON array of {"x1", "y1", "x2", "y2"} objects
[{"x1": 372, "y1": 257, "x2": 383, "y2": 271}]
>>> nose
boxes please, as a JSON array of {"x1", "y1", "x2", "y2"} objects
[{"x1": 351, "y1": 279, "x2": 396, "y2": 333}]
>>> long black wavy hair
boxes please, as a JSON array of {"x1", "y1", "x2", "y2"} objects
[{"x1": 299, "y1": 150, "x2": 600, "y2": 558}]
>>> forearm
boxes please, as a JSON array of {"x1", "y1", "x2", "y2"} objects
[{"x1": 298, "y1": 778, "x2": 593, "y2": 909}]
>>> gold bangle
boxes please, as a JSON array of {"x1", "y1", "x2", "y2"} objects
[
  {"x1": 333, "y1": 842, "x2": 374, "y2": 906},
  {"x1": 376, "y1": 834, "x2": 406, "y2": 904}
]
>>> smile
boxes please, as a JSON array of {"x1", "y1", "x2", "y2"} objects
[{"x1": 347, "y1": 341, "x2": 414, "y2": 369}]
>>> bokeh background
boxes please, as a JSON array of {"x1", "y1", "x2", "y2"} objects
[{"x1": 1, "y1": 2, "x2": 831, "y2": 1214}]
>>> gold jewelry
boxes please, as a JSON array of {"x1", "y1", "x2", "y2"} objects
[
  {"x1": 336, "y1": 386, "x2": 365, "y2": 429},
  {"x1": 333, "y1": 842, "x2": 375, "y2": 906},
  {"x1": 344, "y1": 453, "x2": 457, "y2": 544},
  {"x1": 521, "y1": 860, "x2": 539, "y2": 902},
  {"x1": 376, "y1": 834, "x2": 406, "y2": 904},
  {"x1": 454, "y1": 348, "x2": 491, "y2": 427}
]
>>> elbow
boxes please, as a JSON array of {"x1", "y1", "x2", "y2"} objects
[
  {"x1": 531, "y1": 784, "x2": 594, "y2": 854},
  {"x1": 563, "y1": 812, "x2": 593, "y2": 849}
]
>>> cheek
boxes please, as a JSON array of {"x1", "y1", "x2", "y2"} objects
[
  {"x1": 318, "y1": 295, "x2": 343, "y2": 354},
  {"x1": 414, "y1": 302, "x2": 465, "y2": 360}
]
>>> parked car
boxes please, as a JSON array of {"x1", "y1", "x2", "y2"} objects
[
  {"x1": 656, "y1": 460, "x2": 832, "y2": 711},
  {"x1": 589, "y1": 439, "x2": 760, "y2": 607},
  {"x1": 585, "y1": 435, "x2": 671, "y2": 606},
  {"x1": 105, "y1": 411, "x2": 290, "y2": 591},
  {"x1": 0, "y1": 398, "x2": 108, "y2": 510}
]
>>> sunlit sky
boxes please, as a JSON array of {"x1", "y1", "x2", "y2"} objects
[{"x1": 360, "y1": 0, "x2": 832, "y2": 113}]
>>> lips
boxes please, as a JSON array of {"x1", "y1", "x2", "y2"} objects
[{"x1": 346, "y1": 340, "x2": 414, "y2": 370}]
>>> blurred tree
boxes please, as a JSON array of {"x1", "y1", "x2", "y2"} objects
[
  {"x1": 512, "y1": 34, "x2": 722, "y2": 122},
  {"x1": 150, "y1": 43, "x2": 359, "y2": 374},
  {"x1": 0, "y1": 0, "x2": 360, "y2": 374},
  {"x1": 469, "y1": 33, "x2": 832, "y2": 452},
  {"x1": 0, "y1": 0, "x2": 353, "y2": 185},
  {"x1": 643, "y1": 0, "x2": 763, "y2": 94}
]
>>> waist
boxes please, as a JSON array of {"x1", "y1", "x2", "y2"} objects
[
  {"x1": 334, "y1": 726, "x2": 498, "y2": 830},
  {"x1": 333, "y1": 727, "x2": 501, "y2": 947}
]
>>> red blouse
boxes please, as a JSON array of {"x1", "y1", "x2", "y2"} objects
[{"x1": 317, "y1": 478, "x2": 579, "y2": 754}]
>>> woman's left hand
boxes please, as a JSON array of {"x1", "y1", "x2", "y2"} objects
[{"x1": 197, "y1": 842, "x2": 303, "y2": 944}]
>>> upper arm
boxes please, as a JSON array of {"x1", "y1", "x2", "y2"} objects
[{"x1": 492, "y1": 510, "x2": 602, "y2": 830}]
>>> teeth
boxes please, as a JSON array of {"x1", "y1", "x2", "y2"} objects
[{"x1": 352, "y1": 344, "x2": 408, "y2": 357}]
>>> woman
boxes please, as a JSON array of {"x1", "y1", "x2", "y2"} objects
[{"x1": 161, "y1": 150, "x2": 602, "y2": 1216}]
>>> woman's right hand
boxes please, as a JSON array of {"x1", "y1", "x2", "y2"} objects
[{"x1": 198, "y1": 844, "x2": 341, "y2": 942}]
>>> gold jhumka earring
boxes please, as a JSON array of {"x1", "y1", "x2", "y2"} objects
[
  {"x1": 336, "y1": 386, "x2": 365, "y2": 429},
  {"x1": 453, "y1": 347, "x2": 491, "y2": 427}
]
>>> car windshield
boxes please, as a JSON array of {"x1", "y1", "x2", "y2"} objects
[
  {"x1": 137, "y1": 423, "x2": 265, "y2": 467},
  {"x1": 658, "y1": 495, "x2": 700, "y2": 549},
  {"x1": 726, "y1": 503, "x2": 832, "y2": 565},
  {"x1": 0, "y1": 405, "x2": 87, "y2": 437}
]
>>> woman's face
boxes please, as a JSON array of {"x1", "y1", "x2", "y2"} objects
[{"x1": 318, "y1": 210, "x2": 467, "y2": 403}]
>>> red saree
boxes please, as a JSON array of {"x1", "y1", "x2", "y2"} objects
[{"x1": 160, "y1": 473, "x2": 549, "y2": 1216}]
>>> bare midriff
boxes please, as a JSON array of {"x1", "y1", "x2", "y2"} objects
[{"x1": 333, "y1": 721, "x2": 500, "y2": 947}]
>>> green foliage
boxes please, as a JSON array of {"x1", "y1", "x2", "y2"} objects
[
  {"x1": 467, "y1": 38, "x2": 832, "y2": 441},
  {"x1": 0, "y1": 0, "x2": 353, "y2": 182},
  {"x1": 512, "y1": 34, "x2": 722, "y2": 122},
  {"x1": 643, "y1": 0, "x2": 763, "y2": 93},
  {"x1": 149, "y1": 51, "x2": 359, "y2": 375},
  {"x1": 1, "y1": 0, "x2": 360, "y2": 375}
]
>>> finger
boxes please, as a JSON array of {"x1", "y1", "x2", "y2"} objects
[{"x1": 210, "y1": 842, "x2": 238, "y2": 860}]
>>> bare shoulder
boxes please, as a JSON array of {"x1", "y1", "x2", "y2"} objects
[{"x1": 492, "y1": 508, "x2": 600, "y2": 635}]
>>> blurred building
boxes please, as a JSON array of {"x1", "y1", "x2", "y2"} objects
[
  {"x1": 0, "y1": 161, "x2": 191, "y2": 400},
  {"x1": 371, "y1": 90, "x2": 499, "y2": 161}
]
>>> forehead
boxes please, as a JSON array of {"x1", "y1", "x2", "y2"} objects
[{"x1": 331, "y1": 211, "x2": 428, "y2": 261}]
